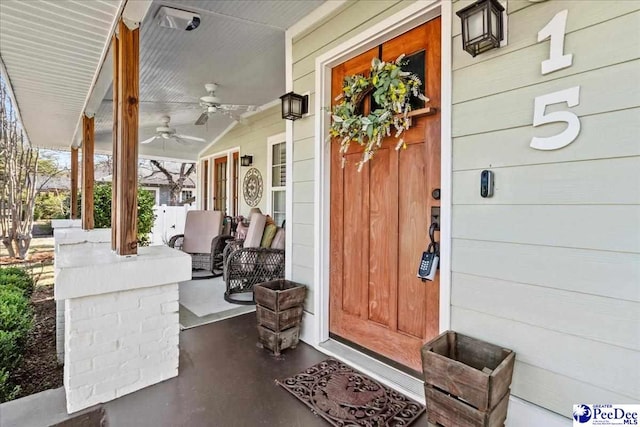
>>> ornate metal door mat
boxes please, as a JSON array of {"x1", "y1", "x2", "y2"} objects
[{"x1": 276, "y1": 358, "x2": 425, "y2": 426}]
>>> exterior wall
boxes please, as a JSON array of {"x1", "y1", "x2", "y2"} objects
[
  {"x1": 291, "y1": 0, "x2": 640, "y2": 421},
  {"x1": 52, "y1": 227, "x2": 112, "y2": 363},
  {"x1": 64, "y1": 284, "x2": 179, "y2": 413},
  {"x1": 449, "y1": 0, "x2": 640, "y2": 418},
  {"x1": 200, "y1": 105, "x2": 285, "y2": 217},
  {"x1": 291, "y1": 0, "x2": 415, "y2": 314},
  {"x1": 55, "y1": 242, "x2": 190, "y2": 414}
]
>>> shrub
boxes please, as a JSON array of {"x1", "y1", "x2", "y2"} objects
[
  {"x1": 83, "y1": 183, "x2": 156, "y2": 246},
  {"x1": 0, "y1": 368, "x2": 20, "y2": 402},
  {"x1": 0, "y1": 283, "x2": 33, "y2": 403},
  {"x1": 0, "y1": 268, "x2": 34, "y2": 298},
  {"x1": 34, "y1": 192, "x2": 69, "y2": 220}
]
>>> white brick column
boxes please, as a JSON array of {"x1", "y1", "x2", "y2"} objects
[
  {"x1": 53, "y1": 227, "x2": 112, "y2": 364},
  {"x1": 55, "y1": 243, "x2": 190, "y2": 413}
]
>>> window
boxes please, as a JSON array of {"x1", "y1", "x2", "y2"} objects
[
  {"x1": 213, "y1": 156, "x2": 227, "y2": 213},
  {"x1": 232, "y1": 152, "x2": 239, "y2": 217},
  {"x1": 180, "y1": 190, "x2": 194, "y2": 204},
  {"x1": 269, "y1": 141, "x2": 286, "y2": 226}
]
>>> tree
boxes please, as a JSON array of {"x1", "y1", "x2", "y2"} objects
[
  {"x1": 0, "y1": 78, "x2": 38, "y2": 259},
  {"x1": 148, "y1": 160, "x2": 196, "y2": 206},
  {"x1": 36, "y1": 150, "x2": 69, "y2": 192}
]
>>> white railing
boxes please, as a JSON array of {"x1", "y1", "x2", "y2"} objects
[{"x1": 149, "y1": 204, "x2": 196, "y2": 246}]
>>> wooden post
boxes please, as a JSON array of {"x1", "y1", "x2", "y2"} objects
[
  {"x1": 70, "y1": 147, "x2": 78, "y2": 219},
  {"x1": 115, "y1": 20, "x2": 139, "y2": 255},
  {"x1": 111, "y1": 35, "x2": 119, "y2": 251},
  {"x1": 81, "y1": 115, "x2": 94, "y2": 230}
]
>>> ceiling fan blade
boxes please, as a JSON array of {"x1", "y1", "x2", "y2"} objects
[
  {"x1": 140, "y1": 136, "x2": 157, "y2": 144},
  {"x1": 218, "y1": 104, "x2": 258, "y2": 111},
  {"x1": 195, "y1": 112, "x2": 208, "y2": 125},
  {"x1": 175, "y1": 134, "x2": 206, "y2": 142}
]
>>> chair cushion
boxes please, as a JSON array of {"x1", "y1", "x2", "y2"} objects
[
  {"x1": 244, "y1": 213, "x2": 266, "y2": 248},
  {"x1": 182, "y1": 210, "x2": 223, "y2": 254},
  {"x1": 261, "y1": 224, "x2": 278, "y2": 248},
  {"x1": 270, "y1": 228, "x2": 285, "y2": 250}
]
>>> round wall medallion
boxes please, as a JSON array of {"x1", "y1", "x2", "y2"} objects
[{"x1": 243, "y1": 168, "x2": 263, "y2": 207}]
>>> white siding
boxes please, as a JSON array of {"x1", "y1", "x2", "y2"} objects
[
  {"x1": 450, "y1": 0, "x2": 640, "y2": 418},
  {"x1": 199, "y1": 106, "x2": 284, "y2": 216},
  {"x1": 291, "y1": 0, "x2": 640, "y2": 419}
]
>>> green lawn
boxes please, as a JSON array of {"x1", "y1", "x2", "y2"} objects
[{"x1": 1, "y1": 236, "x2": 55, "y2": 289}]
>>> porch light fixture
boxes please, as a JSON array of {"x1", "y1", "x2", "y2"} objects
[
  {"x1": 280, "y1": 92, "x2": 308, "y2": 121},
  {"x1": 456, "y1": 0, "x2": 505, "y2": 57},
  {"x1": 240, "y1": 155, "x2": 253, "y2": 167}
]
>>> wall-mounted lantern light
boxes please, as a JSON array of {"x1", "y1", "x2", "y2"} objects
[
  {"x1": 280, "y1": 92, "x2": 308, "y2": 121},
  {"x1": 456, "y1": 0, "x2": 505, "y2": 57},
  {"x1": 240, "y1": 155, "x2": 253, "y2": 167}
]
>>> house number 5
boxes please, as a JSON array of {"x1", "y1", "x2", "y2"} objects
[{"x1": 530, "y1": 10, "x2": 581, "y2": 151}]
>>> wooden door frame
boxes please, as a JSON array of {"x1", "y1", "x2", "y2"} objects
[
  {"x1": 200, "y1": 147, "x2": 240, "y2": 212},
  {"x1": 308, "y1": 0, "x2": 452, "y2": 347}
]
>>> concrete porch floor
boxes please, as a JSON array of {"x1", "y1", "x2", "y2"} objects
[{"x1": 1, "y1": 312, "x2": 429, "y2": 427}]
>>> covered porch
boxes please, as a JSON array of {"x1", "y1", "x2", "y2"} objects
[
  {"x1": 0, "y1": 313, "x2": 345, "y2": 427},
  {"x1": 2, "y1": 0, "x2": 637, "y2": 425}
]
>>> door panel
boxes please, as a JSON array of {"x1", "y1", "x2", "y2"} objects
[
  {"x1": 368, "y1": 146, "x2": 398, "y2": 327},
  {"x1": 329, "y1": 18, "x2": 441, "y2": 371}
]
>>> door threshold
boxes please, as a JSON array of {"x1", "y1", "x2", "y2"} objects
[{"x1": 318, "y1": 339, "x2": 425, "y2": 403}]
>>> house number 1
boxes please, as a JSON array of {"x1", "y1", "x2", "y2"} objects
[{"x1": 530, "y1": 10, "x2": 581, "y2": 151}]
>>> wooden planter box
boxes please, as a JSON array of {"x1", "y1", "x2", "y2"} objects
[
  {"x1": 257, "y1": 325, "x2": 300, "y2": 356},
  {"x1": 421, "y1": 330, "x2": 515, "y2": 426},
  {"x1": 424, "y1": 385, "x2": 509, "y2": 427},
  {"x1": 254, "y1": 280, "x2": 306, "y2": 312},
  {"x1": 257, "y1": 305, "x2": 303, "y2": 332}
]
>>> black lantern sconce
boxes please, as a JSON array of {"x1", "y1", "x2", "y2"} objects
[
  {"x1": 240, "y1": 155, "x2": 253, "y2": 167},
  {"x1": 456, "y1": 0, "x2": 505, "y2": 57},
  {"x1": 280, "y1": 92, "x2": 308, "y2": 121}
]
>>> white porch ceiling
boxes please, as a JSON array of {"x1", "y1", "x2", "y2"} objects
[
  {"x1": 0, "y1": 0, "x2": 323, "y2": 161},
  {"x1": 0, "y1": 0, "x2": 124, "y2": 148},
  {"x1": 93, "y1": 0, "x2": 324, "y2": 161}
]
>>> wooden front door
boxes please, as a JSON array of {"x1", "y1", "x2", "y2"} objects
[{"x1": 329, "y1": 18, "x2": 441, "y2": 371}]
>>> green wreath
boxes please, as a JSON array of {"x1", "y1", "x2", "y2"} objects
[{"x1": 329, "y1": 54, "x2": 428, "y2": 171}]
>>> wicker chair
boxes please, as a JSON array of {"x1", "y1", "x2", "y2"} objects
[
  {"x1": 168, "y1": 210, "x2": 226, "y2": 279},
  {"x1": 223, "y1": 213, "x2": 285, "y2": 304}
]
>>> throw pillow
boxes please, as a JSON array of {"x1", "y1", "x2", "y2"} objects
[
  {"x1": 270, "y1": 228, "x2": 285, "y2": 250},
  {"x1": 261, "y1": 224, "x2": 278, "y2": 248},
  {"x1": 265, "y1": 215, "x2": 275, "y2": 226}
]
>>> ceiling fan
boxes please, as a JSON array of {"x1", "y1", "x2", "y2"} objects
[
  {"x1": 195, "y1": 83, "x2": 257, "y2": 125},
  {"x1": 140, "y1": 115, "x2": 206, "y2": 144}
]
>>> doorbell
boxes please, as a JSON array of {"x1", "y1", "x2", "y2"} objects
[{"x1": 480, "y1": 170, "x2": 494, "y2": 198}]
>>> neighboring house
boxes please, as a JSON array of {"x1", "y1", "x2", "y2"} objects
[
  {"x1": 36, "y1": 174, "x2": 71, "y2": 194},
  {"x1": 98, "y1": 169, "x2": 196, "y2": 206},
  {"x1": 36, "y1": 162, "x2": 195, "y2": 206}
]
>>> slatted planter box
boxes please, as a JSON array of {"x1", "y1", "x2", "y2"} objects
[
  {"x1": 421, "y1": 331, "x2": 515, "y2": 427},
  {"x1": 424, "y1": 385, "x2": 509, "y2": 427},
  {"x1": 254, "y1": 280, "x2": 306, "y2": 356},
  {"x1": 254, "y1": 280, "x2": 306, "y2": 311},
  {"x1": 257, "y1": 305, "x2": 304, "y2": 331},
  {"x1": 257, "y1": 325, "x2": 300, "y2": 356}
]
